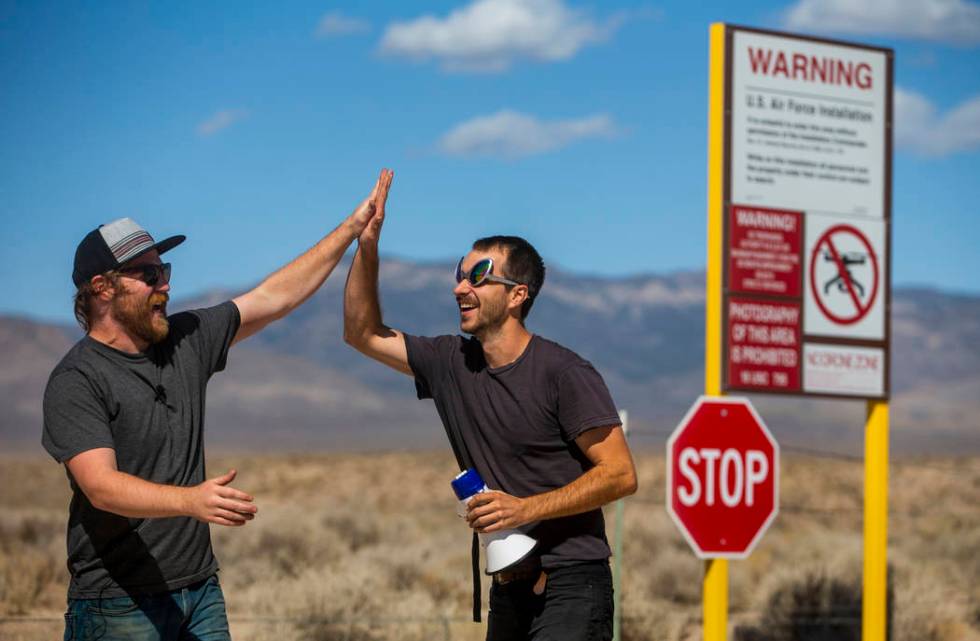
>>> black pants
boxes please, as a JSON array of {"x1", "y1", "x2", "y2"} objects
[{"x1": 486, "y1": 561, "x2": 613, "y2": 641}]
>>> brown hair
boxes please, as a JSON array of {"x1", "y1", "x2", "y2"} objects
[
  {"x1": 73, "y1": 271, "x2": 118, "y2": 332},
  {"x1": 471, "y1": 235, "x2": 545, "y2": 320}
]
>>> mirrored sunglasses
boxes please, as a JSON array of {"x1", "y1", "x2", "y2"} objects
[{"x1": 454, "y1": 257, "x2": 521, "y2": 287}]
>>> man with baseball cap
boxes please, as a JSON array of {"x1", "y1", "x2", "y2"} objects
[{"x1": 42, "y1": 169, "x2": 393, "y2": 640}]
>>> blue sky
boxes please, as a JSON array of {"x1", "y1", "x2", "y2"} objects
[{"x1": 2, "y1": 0, "x2": 978, "y2": 322}]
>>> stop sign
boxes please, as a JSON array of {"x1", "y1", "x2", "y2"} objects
[{"x1": 666, "y1": 396, "x2": 779, "y2": 558}]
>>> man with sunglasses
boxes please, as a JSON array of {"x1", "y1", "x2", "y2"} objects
[
  {"x1": 41, "y1": 169, "x2": 393, "y2": 641},
  {"x1": 344, "y1": 176, "x2": 638, "y2": 641}
]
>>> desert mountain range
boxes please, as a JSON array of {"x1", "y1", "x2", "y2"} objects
[{"x1": 2, "y1": 258, "x2": 978, "y2": 456}]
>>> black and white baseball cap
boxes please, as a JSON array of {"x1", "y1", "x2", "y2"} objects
[{"x1": 72, "y1": 218, "x2": 185, "y2": 287}]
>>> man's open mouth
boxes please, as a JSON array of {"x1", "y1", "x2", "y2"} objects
[{"x1": 150, "y1": 296, "x2": 169, "y2": 315}]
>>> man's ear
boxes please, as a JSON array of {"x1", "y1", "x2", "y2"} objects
[
  {"x1": 91, "y1": 275, "x2": 115, "y2": 300},
  {"x1": 508, "y1": 285, "x2": 529, "y2": 312}
]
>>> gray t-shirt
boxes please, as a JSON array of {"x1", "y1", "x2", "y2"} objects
[
  {"x1": 404, "y1": 333, "x2": 622, "y2": 569},
  {"x1": 42, "y1": 301, "x2": 240, "y2": 599}
]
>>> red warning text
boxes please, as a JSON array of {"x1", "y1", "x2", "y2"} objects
[
  {"x1": 729, "y1": 205, "x2": 802, "y2": 297},
  {"x1": 747, "y1": 47, "x2": 873, "y2": 90},
  {"x1": 728, "y1": 297, "x2": 801, "y2": 392}
]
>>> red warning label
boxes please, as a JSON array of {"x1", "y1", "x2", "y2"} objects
[
  {"x1": 727, "y1": 296, "x2": 801, "y2": 392},
  {"x1": 729, "y1": 205, "x2": 802, "y2": 297}
]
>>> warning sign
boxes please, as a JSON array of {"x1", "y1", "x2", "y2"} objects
[
  {"x1": 727, "y1": 297, "x2": 801, "y2": 392},
  {"x1": 810, "y1": 224, "x2": 879, "y2": 324},
  {"x1": 729, "y1": 30, "x2": 888, "y2": 220},
  {"x1": 804, "y1": 214, "x2": 885, "y2": 340},
  {"x1": 729, "y1": 205, "x2": 802, "y2": 297},
  {"x1": 712, "y1": 25, "x2": 891, "y2": 399}
]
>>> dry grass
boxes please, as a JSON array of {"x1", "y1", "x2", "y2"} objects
[{"x1": 0, "y1": 450, "x2": 978, "y2": 640}]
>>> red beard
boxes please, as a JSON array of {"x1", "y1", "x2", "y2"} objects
[{"x1": 112, "y1": 290, "x2": 170, "y2": 345}]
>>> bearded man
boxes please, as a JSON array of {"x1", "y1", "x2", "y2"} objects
[
  {"x1": 42, "y1": 169, "x2": 393, "y2": 640},
  {"x1": 343, "y1": 174, "x2": 637, "y2": 641}
]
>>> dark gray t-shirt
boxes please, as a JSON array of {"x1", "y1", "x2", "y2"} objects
[
  {"x1": 404, "y1": 333, "x2": 622, "y2": 569},
  {"x1": 42, "y1": 301, "x2": 240, "y2": 599}
]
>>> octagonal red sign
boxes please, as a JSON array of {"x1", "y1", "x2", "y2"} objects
[{"x1": 666, "y1": 396, "x2": 779, "y2": 558}]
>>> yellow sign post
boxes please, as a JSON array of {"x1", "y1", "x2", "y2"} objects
[
  {"x1": 864, "y1": 400, "x2": 889, "y2": 641},
  {"x1": 704, "y1": 21, "x2": 728, "y2": 641}
]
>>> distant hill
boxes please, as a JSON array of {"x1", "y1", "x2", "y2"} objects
[{"x1": 3, "y1": 258, "x2": 978, "y2": 455}]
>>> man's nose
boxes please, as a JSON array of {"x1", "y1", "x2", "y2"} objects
[{"x1": 453, "y1": 278, "x2": 470, "y2": 297}]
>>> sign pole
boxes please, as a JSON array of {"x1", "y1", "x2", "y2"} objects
[
  {"x1": 704, "y1": 560, "x2": 728, "y2": 641},
  {"x1": 863, "y1": 400, "x2": 889, "y2": 640},
  {"x1": 704, "y1": 22, "x2": 728, "y2": 641}
]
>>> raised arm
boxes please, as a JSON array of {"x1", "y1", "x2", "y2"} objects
[
  {"x1": 231, "y1": 169, "x2": 392, "y2": 345},
  {"x1": 343, "y1": 171, "x2": 412, "y2": 376},
  {"x1": 66, "y1": 448, "x2": 257, "y2": 527},
  {"x1": 465, "y1": 425, "x2": 638, "y2": 533}
]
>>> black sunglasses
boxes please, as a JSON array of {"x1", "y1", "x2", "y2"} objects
[{"x1": 118, "y1": 262, "x2": 171, "y2": 287}]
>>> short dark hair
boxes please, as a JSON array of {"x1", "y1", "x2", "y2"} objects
[{"x1": 472, "y1": 235, "x2": 545, "y2": 320}]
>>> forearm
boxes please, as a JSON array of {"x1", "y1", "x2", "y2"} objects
[
  {"x1": 523, "y1": 461, "x2": 637, "y2": 523},
  {"x1": 83, "y1": 469, "x2": 191, "y2": 519},
  {"x1": 250, "y1": 218, "x2": 360, "y2": 322},
  {"x1": 343, "y1": 242, "x2": 385, "y2": 346}
]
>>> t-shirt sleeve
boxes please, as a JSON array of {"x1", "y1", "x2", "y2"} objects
[
  {"x1": 180, "y1": 301, "x2": 242, "y2": 377},
  {"x1": 403, "y1": 334, "x2": 457, "y2": 400},
  {"x1": 556, "y1": 361, "x2": 622, "y2": 442},
  {"x1": 42, "y1": 369, "x2": 114, "y2": 463}
]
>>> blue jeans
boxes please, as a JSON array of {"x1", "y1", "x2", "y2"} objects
[
  {"x1": 64, "y1": 574, "x2": 230, "y2": 641},
  {"x1": 487, "y1": 561, "x2": 614, "y2": 641}
]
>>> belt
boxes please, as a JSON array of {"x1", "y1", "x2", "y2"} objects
[{"x1": 493, "y1": 558, "x2": 543, "y2": 585}]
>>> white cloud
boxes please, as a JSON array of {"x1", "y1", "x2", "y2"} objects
[
  {"x1": 316, "y1": 11, "x2": 370, "y2": 38},
  {"x1": 196, "y1": 109, "x2": 249, "y2": 137},
  {"x1": 379, "y1": 0, "x2": 623, "y2": 72},
  {"x1": 438, "y1": 110, "x2": 618, "y2": 157},
  {"x1": 895, "y1": 88, "x2": 980, "y2": 155},
  {"x1": 783, "y1": 0, "x2": 980, "y2": 45}
]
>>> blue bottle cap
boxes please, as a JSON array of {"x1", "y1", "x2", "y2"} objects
[{"x1": 451, "y1": 468, "x2": 485, "y2": 500}]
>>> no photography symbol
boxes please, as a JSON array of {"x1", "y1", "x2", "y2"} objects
[{"x1": 809, "y1": 224, "x2": 879, "y2": 325}]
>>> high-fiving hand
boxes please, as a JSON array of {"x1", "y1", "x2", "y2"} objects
[{"x1": 348, "y1": 168, "x2": 393, "y2": 242}]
